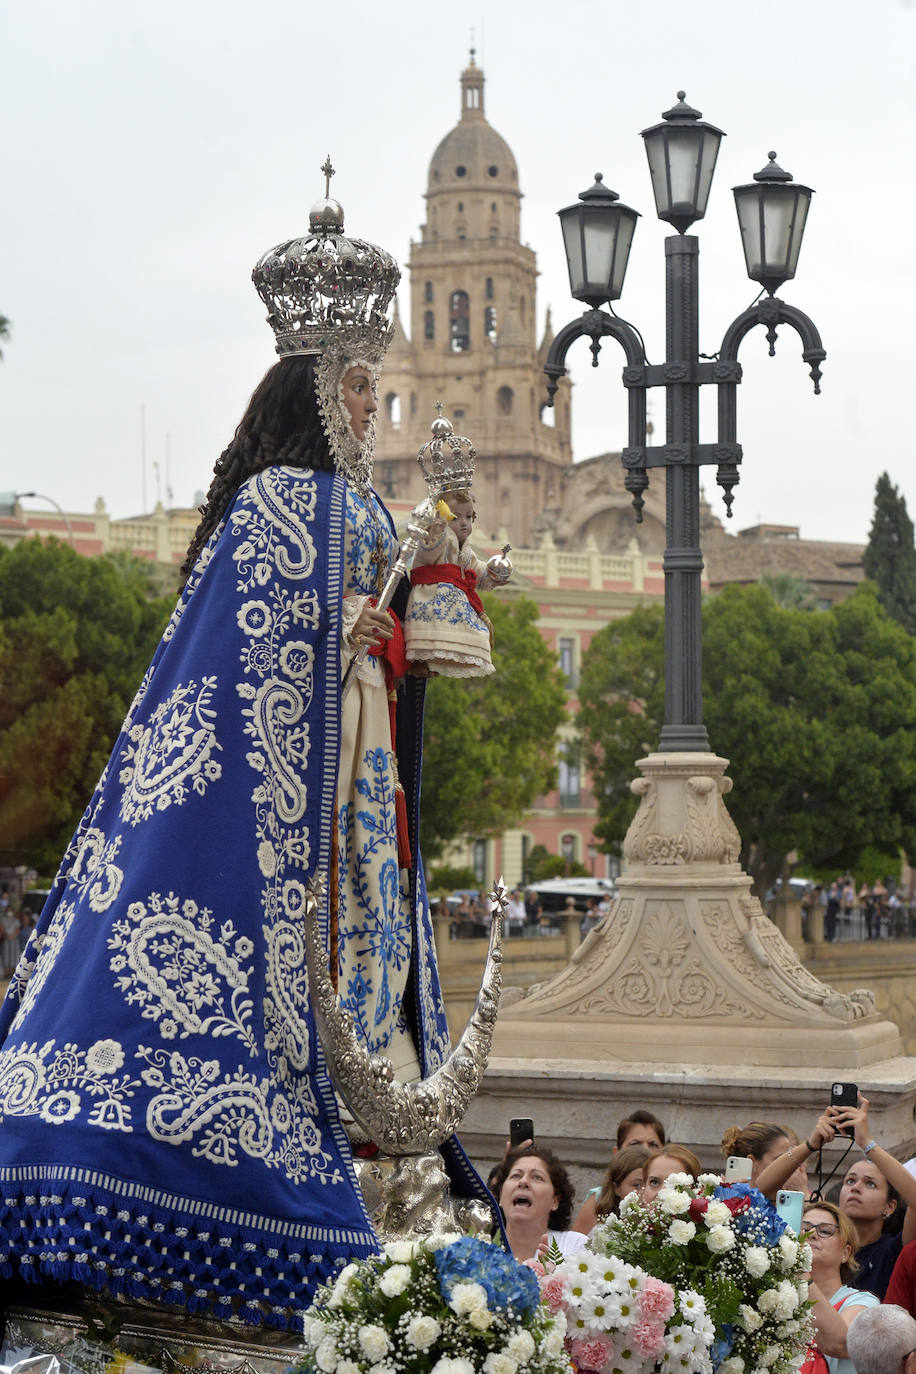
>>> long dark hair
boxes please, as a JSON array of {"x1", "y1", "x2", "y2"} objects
[{"x1": 180, "y1": 355, "x2": 332, "y2": 585}]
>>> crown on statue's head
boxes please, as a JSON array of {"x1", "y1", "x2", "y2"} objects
[
  {"x1": 252, "y1": 156, "x2": 401, "y2": 364},
  {"x1": 416, "y1": 403, "x2": 477, "y2": 497}
]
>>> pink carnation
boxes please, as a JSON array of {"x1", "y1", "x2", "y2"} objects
[
  {"x1": 540, "y1": 1275, "x2": 569, "y2": 1313},
  {"x1": 525, "y1": 1258, "x2": 547, "y2": 1276},
  {"x1": 638, "y1": 1276, "x2": 676, "y2": 1321},
  {"x1": 629, "y1": 1317, "x2": 667, "y2": 1362},
  {"x1": 570, "y1": 1334, "x2": 615, "y2": 1372}
]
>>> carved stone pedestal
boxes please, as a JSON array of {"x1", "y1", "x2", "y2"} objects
[
  {"x1": 493, "y1": 752, "x2": 899, "y2": 1067},
  {"x1": 470, "y1": 754, "x2": 916, "y2": 1179}
]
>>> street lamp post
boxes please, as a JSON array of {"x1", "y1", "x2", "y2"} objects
[
  {"x1": 489, "y1": 125, "x2": 904, "y2": 1094},
  {"x1": 544, "y1": 93, "x2": 825, "y2": 753},
  {"x1": 0, "y1": 490, "x2": 77, "y2": 548}
]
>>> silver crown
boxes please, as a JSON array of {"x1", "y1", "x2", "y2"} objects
[
  {"x1": 252, "y1": 156, "x2": 401, "y2": 362},
  {"x1": 416, "y1": 404, "x2": 477, "y2": 497}
]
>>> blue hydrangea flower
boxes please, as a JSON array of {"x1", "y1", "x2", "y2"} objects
[
  {"x1": 713, "y1": 1183, "x2": 787, "y2": 1245},
  {"x1": 433, "y1": 1236, "x2": 540, "y2": 1316},
  {"x1": 711, "y1": 1323, "x2": 736, "y2": 1364}
]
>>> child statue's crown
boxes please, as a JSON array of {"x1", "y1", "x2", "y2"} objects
[{"x1": 416, "y1": 403, "x2": 477, "y2": 498}]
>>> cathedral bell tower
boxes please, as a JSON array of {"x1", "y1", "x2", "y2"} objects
[{"x1": 375, "y1": 55, "x2": 572, "y2": 546}]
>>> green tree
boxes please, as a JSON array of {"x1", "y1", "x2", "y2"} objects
[
  {"x1": 420, "y1": 595, "x2": 567, "y2": 859},
  {"x1": 863, "y1": 471, "x2": 916, "y2": 634},
  {"x1": 577, "y1": 583, "x2": 916, "y2": 897},
  {"x1": 0, "y1": 538, "x2": 172, "y2": 870},
  {"x1": 103, "y1": 548, "x2": 177, "y2": 599},
  {"x1": 427, "y1": 863, "x2": 478, "y2": 891},
  {"x1": 525, "y1": 843, "x2": 589, "y2": 881},
  {"x1": 575, "y1": 602, "x2": 666, "y2": 853},
  {"x1": 759, "y1": 573, "x2": 816, "y2": 610}
]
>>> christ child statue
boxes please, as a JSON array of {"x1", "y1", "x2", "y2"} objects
[{"x1": 404, "y1": 488, "x2": 510, "y2": 677}]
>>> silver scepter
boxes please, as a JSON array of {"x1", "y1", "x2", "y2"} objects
[{"x1": 341, "y1": 497, "x2": 437, "y2": 702}]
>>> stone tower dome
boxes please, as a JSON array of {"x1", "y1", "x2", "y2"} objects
[
  {"x1": 374, "y1": 57, "x2": 573, "y2": 548},
  {"x1": 425, "y1": 58, "x2": 521, "y2": 244}
]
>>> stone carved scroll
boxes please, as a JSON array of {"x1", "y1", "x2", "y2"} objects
[
  {"x1": 558, "y1": 903, "x2": 755, "y2": 1022},
  {"x1": 737, "y1": 895, "x2": 875, "y2": 1021}
]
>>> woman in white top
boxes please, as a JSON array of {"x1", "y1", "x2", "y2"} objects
[{"x1": 494, "y1": 1145, "x2": 587, "y2": 1262}]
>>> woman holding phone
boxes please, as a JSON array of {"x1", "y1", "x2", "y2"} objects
[
  {"x1": 756, "y1": 1096, "x2": 916, "y2": 1298},
  {"x1": 722, "y1": 1120, "x2": 810, "y2": 1193}
]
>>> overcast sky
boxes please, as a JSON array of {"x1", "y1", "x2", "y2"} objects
[{"x1": 3, "y1": 0, "x2": 914, "y2": 545}]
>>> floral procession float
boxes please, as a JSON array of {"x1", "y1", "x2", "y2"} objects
[{"x1": 0, "y1": 154, "x2": 812, "y2": 1374}]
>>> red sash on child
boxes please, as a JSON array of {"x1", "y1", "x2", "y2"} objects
[{"x1": 409, "y1": 563, "x2": 484, "y2": 616}]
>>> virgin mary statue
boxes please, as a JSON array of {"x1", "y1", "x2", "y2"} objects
[{"x1": 0, "y1": 170, "x2": 490, "y2": 1329}]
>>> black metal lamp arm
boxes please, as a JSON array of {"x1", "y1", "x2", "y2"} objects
[
  {"x1": 710, "y1": 297, "x2": 826, "y2": 515},
  {"x1": 544, "y1": 308, "x2": 651, "y2": 520}
]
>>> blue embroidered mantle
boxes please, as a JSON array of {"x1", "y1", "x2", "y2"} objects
[{"x1": 0, "y1": 467, "x2": 481, "y2": 1327}]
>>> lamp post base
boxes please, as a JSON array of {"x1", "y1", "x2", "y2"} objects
[{"x1": 491, "y1": 751, "x2": 901, "y2": 1070}]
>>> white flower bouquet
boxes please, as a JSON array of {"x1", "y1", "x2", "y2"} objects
[
  {"x1": 578, "y1": 1176, "x2": 813, "y2": 1374},
  {"x1": 297, "y1": 1234, "x2": 570, "y2": 1374}
]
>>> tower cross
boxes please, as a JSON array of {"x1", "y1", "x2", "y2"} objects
[{"x1": 321, "y1": 155, "x2": 335, "y2": 198}]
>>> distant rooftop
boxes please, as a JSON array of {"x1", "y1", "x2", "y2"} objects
[{"x1": 737, "y1": 523, "x2": 801, "y2": 541}]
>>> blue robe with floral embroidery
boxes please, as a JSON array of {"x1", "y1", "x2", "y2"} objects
[{"x1": 0, "y1": 466, "x2": 483, "y2": 1327}]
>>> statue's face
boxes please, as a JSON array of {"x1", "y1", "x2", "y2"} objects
[
  {"x1": 450, "y1": 497, "x2": 476, "y2": 546},
  {"x1": 340, "y1": 366, "x2": 378, "y2": 439}
]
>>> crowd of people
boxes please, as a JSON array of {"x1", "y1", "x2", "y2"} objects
[
  {"x1": 0, "y1": 894, "x2": 35, "y2": 976},
  {"x1": 480, "y1": 1097, "x2": 916, "y2": 1374},
  {"x1": 800, "y1": 876, "x2": 915, "y2": 941},
  {"x1": 434, "y1": 886, "x2": 614, "y2": 940},
  {"x1": 439, "y1": 876, "x2": 916, "y2": 944}
]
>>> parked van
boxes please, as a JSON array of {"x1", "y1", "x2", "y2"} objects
[
  {"x1": 527, "y1": 877, "x2": 618, "y2": 920},
  {"x1": 528, "y1": 877, "x2": 617, "y2": 911}
]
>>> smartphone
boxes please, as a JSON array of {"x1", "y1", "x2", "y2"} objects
[
  {"x1": 724, "y1": 1155, "x2": 753, "y2": 1183},
  {"x1": 830, "y1": 1081, "x2": 858, "y2": 1137},
  {"x1": 776, "y1": 1189, "x2": 804, "y2": 1235},
  {"x1": 509, "y1": 1117, "x2": 534, "y2": 1147}
]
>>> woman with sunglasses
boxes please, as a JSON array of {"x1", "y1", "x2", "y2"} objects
[{"x1": 803, "y1": 1200, "x2": 879, "y2": 1374}]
